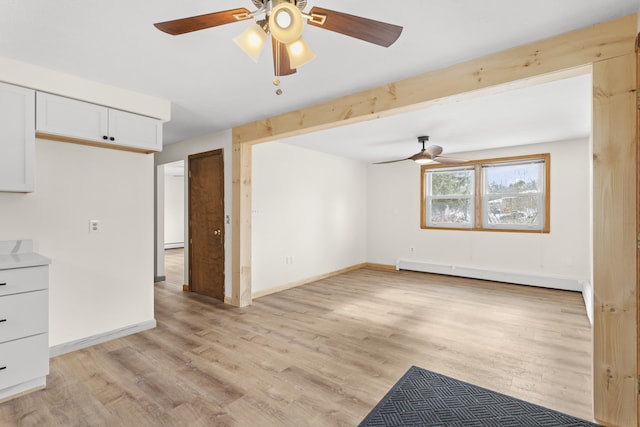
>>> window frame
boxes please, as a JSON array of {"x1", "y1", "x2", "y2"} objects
[{"x1": 420, "y1": 153, "x2": 550, "y2": 233}]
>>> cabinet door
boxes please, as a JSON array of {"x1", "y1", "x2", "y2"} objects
[
  {"x1": 0, "y1": 82, "x2": 35, "y2": 192},
  {"x1": 36, "y1": 92, "x2": 109, "y2": 143},
  {"x1": 108, "y1": 109, "x2": 162, "y2": 152}
]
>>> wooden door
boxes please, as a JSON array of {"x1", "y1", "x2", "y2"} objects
[{"x1": 188, "y1": 149, "x2": 225, "y2": 301}]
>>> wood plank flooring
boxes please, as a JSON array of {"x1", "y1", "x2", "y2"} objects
[{"x1": 0, "y1": 252, "x2": 594, "y2": 426}]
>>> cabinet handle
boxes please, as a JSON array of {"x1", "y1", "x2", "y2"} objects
[
  {"x1": 109, "y1": 137, "x2": 115, "y2": 141},
  {"x1": 0, "y1": 319, "x2": 5, "y2": 323},
  {"x1": 102, "y1": 135, "x2": 108, "y2": 140},
  {"x1": 0, "y1": 283, "x2": 5, "y2": 286},
  {"x1": 0, "y1": 366, "x2": 6, "y2": 371}
]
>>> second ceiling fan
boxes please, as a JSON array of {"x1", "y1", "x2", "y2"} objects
[
  {"x1": 154, "y1": 0, "x2": 403, "y2": 82},
  {"x1": 375, "y1": 136, "x2": 469, "y2": 165}
]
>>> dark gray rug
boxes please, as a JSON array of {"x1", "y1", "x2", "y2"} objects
[{"x1": 359, "y1": 366, "x2": 601, "y2": 427}]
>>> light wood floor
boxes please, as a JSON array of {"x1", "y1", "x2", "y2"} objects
[{"x1": 0, "y1": 250, "x2": 594, "y2": 426}]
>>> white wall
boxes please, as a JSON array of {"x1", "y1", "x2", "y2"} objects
[
  {"x1": 0, "y1": 139, "x2": 155, "y2": 347},
  {"x1": 154, "y1": 130, "x2": 232, "y2": 295},
  {"x1": 164, "y1": 173, "x2": 184, "y2": 248},
  {"x1": 251, "y1": 142, "x2": 368, "y2": 295},
  {"x1": 367, "y1": 138, "x2": 591, "y2": 287}
]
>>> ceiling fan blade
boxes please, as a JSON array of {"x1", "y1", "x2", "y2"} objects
[
  {"x1": 424, "y1": 145, "x2": 443, "y2": 157},
  {"x1": 433, "y1": 156, "x2": 469, "y2": 164},
  {"x1": 373, "y1": 157, "x2": 411, "y2": 165},
  {"x1": 307, "y1": 7, "x2": 403, "y2": 47},
  {"x1": 154, "y1": 8, "x2": 252, "y2": 35},
  {"x1": 272, "y1": 37, "x2": 296, "y2": 76}
]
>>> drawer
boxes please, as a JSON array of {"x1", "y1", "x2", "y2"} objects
[
  {"x1": 0, "y1": 290, "x2": 48, "y2": 344},
  {"x1": 0, "y1": 334, "x2": 49, "y2": 390},
  {"x1": 0, "y1": 266, "x2": 48, "y2": 297}
]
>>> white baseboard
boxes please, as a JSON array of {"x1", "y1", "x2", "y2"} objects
[
  {"x1": 164, "y1": 243, "x2": 184, "y2": 249},
  {"x1": 49, "y1": 319, "x2": 157, "y2": 357},
  {"x1": 397, "y1": 259, "x2": 584, "y2": 292}
]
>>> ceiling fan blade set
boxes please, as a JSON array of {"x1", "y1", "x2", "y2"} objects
[
  {"x1": 272, "y1": 36, "x2": 296, "y2": 76},
  {"x1": 307, "y1": 7, "x2": 403, "y2": 47},
  {"x1": 431, "y1": 156, "x2": 469, "y2": 164},
  {"x1": 154, "y1": 8, "x2": 252, "y2": 35},
  {"x1": 372, "y1": 158, "x2": 412, "y2": 165},
  {"x1": 424, "y1": 145, "x2": 443, "y2": 157},
  {"x1": 153, "y1": 1, "x2": 403, "y2": 84},
  {"x1": 375, "y1": 138, "x2": 469, "y2": 165}
]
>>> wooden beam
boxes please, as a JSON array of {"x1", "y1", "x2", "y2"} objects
[
  {"x1": 233, "y1": 14, "x2": 637, "y2": 145},
  {"x1": 636, "y1": 32, "x2": 640, "y2": 427},
  {"x1": 593, "y1": 52, "x2": 638, "y2": 426},
  {"x1": 231, "y1": 142, "x2": 252, "y2": 307}
]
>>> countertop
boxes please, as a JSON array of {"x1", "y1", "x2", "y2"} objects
[{"x1": 0, "y1": 240, "x2": 51, "y2": 270}]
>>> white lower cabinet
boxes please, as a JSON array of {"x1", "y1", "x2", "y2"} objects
[
  {"x1": 0, "y1": 259, "x2": 50, "y2": 402},
  {"x1": 36, "y1": 92, "x2": 162, "y2": 153},
  {"x1": 0, "y1": 334, "x2": 49, "y2": 398}
]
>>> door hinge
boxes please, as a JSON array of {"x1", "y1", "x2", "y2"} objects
[{"x1": 637, "y1": 233, "x2": 640, "y2": 250}]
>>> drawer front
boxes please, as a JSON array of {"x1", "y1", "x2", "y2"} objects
[
  {"x1": 0, "y1": 290, "x2": 48, "y2": 343},
  {"x1": 0, "y1": 266, "x2": 48, "y2": 297},
  {"x1": 0, "y1": 334, "x2": 49, "y2": 390}
]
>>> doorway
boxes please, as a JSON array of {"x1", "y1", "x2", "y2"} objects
[
  {"x1": 163, "y1": 160, "x2": 185, "y2": 287},
  {"x1": 188, "y1": 149, "x2": 225, "y2": 301}
]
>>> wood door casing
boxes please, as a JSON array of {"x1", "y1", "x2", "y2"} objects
[
  {"x1": 188, "y1": 149, "x2": 225, "y2": 301},
  {"x1": 636, "y1": 32, "x2": 640, "y2": 427}
]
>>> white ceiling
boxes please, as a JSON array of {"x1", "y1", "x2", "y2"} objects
[{"x1": 0, "y1": 1, "x2": 635, "y2": 160}]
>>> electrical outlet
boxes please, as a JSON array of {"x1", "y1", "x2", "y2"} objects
[{"x1": 89, "y1": 219, "x2": 100, "y2": 233}]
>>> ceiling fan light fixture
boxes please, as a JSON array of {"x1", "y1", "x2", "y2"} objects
[
  {"x1": 269, "y1": 2, "x2": 304, "y2": 44},
  {"x1": 286, "y1": 37, "x2": 316, "y2": 68},
  {"x1": 233, "y1": 22, "x2": 268, "y2": 62},
  {"x1": 414, "y1": 158, "x2": 435, "y2": 165}
]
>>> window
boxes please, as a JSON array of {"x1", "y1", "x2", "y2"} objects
[
  {"x1": 424, "y1": 167, "x2": 474, "y2": 228},
  {"x1": 421, "y1": 154, "x2": 550, "y2": 232}
]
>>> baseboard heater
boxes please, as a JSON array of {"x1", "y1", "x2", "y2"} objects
[{"x1": 396, "y1": 259, "x2": 584, "y2": 292}]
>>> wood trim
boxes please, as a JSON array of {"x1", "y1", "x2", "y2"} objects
[
  {"x1": 592, "y1": 53, "x2": 638, "y2": 426},
  {"x1": 252, "y1": 263, "x2": 368, "y2": 299},
  {"x1": 636, "y1": 32, "x2": 640, "y2": 427},
  {"x1": 365, "y1": 263, "x2": 397, "y2": 272},
  {"x1": 232, "y1": 15, "x2": 637, "y2": 145},
  {"x1": 231, "y1": 142, "x2": 252, "y2": 307},
  {"x1": 35, "y1": 131, "x2": 156, "y2": 154}
]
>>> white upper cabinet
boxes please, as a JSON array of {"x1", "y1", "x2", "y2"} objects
[
  {"x1": 36, "y1": 92, "x2": 162, "y2": 153},
  {"x1": 36, "y1": 92, "x2": 108, "y2": 142},
  {"x1": 108, "y1": 108, "x2": 162, "y2": 152},
  {"x1": 0, "y1": 82, "x2": 35, "y2": 192}
]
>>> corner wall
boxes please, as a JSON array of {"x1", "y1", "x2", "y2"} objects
[
  {"x1": 0, "y1": 139, "x2": 155, "y2": 347},
  {"x1": 251, "y1": 142, "x2": 368, "y2": 295}
]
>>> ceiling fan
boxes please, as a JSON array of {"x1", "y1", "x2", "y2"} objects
[
  {"x1": 154, "y1": 0, "x2": 403, "y2": 88},
  {"x1": 374, "y1": 136, "x2": 469, "y2": 165}
]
